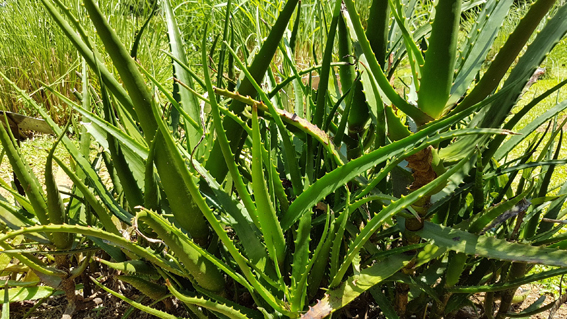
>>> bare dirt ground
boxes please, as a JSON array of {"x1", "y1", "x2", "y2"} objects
[
  {"x1": 511, "y1": 285, "x2": 567, "y2": 319},
  {"x1": 5, "y1": 282, "x2": 567, "y2": 318},
  {"x1": 466, "y1": 284, "x2": 567, "y2": 319}
]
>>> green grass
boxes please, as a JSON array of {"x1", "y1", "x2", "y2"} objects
[
  {"x1": 0, "y1": 0, "x2": 171, "y2": 123},
  {"x1": 0, "y1": 135, "x2": 71, "y2": 199}
]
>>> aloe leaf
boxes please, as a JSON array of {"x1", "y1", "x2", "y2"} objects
[
  {"x1": 2, "y1": 282, "x2": 8, "y2": 319},
  {"x1": 72, "y1": 105, "x2": 149, "y2": 159},
  {"x1": 143, "y1": 137, "x2": 159, "y2": 211},
  {"x1": 260, "y1": 137, "x2": 289, "y2": 213},
  {"x1": 0, "y1": 71, "x2": 133, "y2": 224},
  {"x1": 137, "y1": 62, "x2": 201, "y2": 132},
  {"x1": 385, "y1": 105, "x2": 412, "y2": 141},
  {"x1": 112, "y1": 94, "x2": 146, "y2": 146},
  {"x1": 163, "y1": 0, "x2": 201, "y2": 148},
  {"x1": 448, "y1": 267, "x2": 567, "y2": 293},
  {"x1": 200, "y1": 27, "x2": 260, "y2": 231},
  {"x1": 419, "y1": 222, "x2": 567, "y2": 267},
  {"x1": 75, "y1": 58, "x2": 92, "y2": 212},
  {"x1": 456, "y1": 0, "x2": 496, "y2": 69},
  {"x1": 418, "y1": 0, "x2": 461, "y2": 119},
  {"x1": 130, "y1": 1, "x2": 157, "y2": 60},
  {"x1": 480, "y1": 2, "x2": 567, "y2": 129},
  {"x1": 387, "y1": 0, "x2": 424, "y2": 87},
  {"x1": 303, "y1": 254, "x2": 413, "y2": 317},
  {"x1": 83, "y1": 0, "x2": 156, "y2": 136},
  {"x1": 199, "y1": 172, "x2": 271, "y2": 273},
  {"x1": 290, "y1": 210, "x2": 311, "y2": 311},
  {"x1": 213, "y1": 87, "x2": 343, "y2": 165},
  {"x1": 45, "y1": 123, "x2": 72, "y2": 249},
  {"x1": 331, "y1": 153, "x2": 474, "y2": 287},
  {"x1": 268, "y1": 62, "x2": 348, "y2": 99},
  {"x1": 216, "y1": 0, "x2": 232, "y2": 90},
  {"x1": 81, "y1": 0, "x2": 208, "y2": 240},
  {"x1": 166, "y1": 282, "x2": 255, "y2": 319},
  {"x1": 444, "y1": 3, "x2": 567, "y2": 163},
  {"x1": 149, "y1": 85, "x2": 285, "y2": 313},
  {"x1": 97, "y1": 62, "x2": 144, "y2": 210},
  {"x1": 472, "y1": 151, "x2": 485, "y2": 215},
  {"x1": 135, "y1": 209, "x2": 225, "y2": 293},
  {"x1": 91, "y1": 277, "x2": 180, "y2": 319},
  {"x1": 495, "y1": 100, "x2": 567, "y2": 160},
  {"x1": 280, "y1": 37, "x2": 306, "y2": 118},
  {"x1": 330, "y1": 191, "x2": 353, "y2": 281},
  {"x1": 0, "y1": 118, "x2": 49, "y2": 227},
  {"x1": 43, "y1": 82, "x2": 151, "y2": 156},
  {"x1": 0, "y1": 176, "x2": 35, "y2": 215},
  {"x1": 370, "y1": 287, "x2": 399, "y2": 319},
  {"x1": 161, "y1": 51, "x2": 206, "y2": 90},
  {"x1": 338, "y1": 11, "x2": 356, "y2": 96},
  {"x1": 313, "y1": 0, "x2": 341, "y2": 128},
  {"x1": 305, "y1": 210, "x2": 334, "y2": 300},
  {"x1": 0, "y1": 225, "x2": 184, "y2": 276},
  {"x1": 206, "y1": 0, "x2": 300, "y2": 182},
  {"x1": 341, "y1": 74, "x2": 370, "y2": 157},
  {"x1": 503, "y1": 78, "x2": 567, "y2": 133},
  {"x1": 457, "y1": 0, "x2": 559, "y2": 111},
  {"x1": 281, "y1": 96, "x2": 511, "y2": 230},
  {"x1": 224, "y1": 43, "x2": 304, "y2": 194},
  {"x1": 343, "y1": 0, "x2": 432, "y2": 125},
  {"x1": 537, "y1": 129, "x2": 563, "y2": 199},
  {"x1": 40, "y1": 0, "x2": 136, "y2": 119},
  {"x1": 484, "y1": 160, "x2": 567, "y2": 180},
  {"x1": 117, "y1": 275, "x2": 168, "y2": 300},
  {"x1": 468, "y1": 186, "x2": 533, "y2": 234},
  {"x1": 538, "y1": 180, "x2": 567, "y2": 235},
  {"x1": 0, "y1": 203, "x2": 48, "y2": 244},
  {"x1": 333, "y1": 80, "x2": 356, "y2": 147},
  {"x1": 251, "y1": 105, "x2": 286, "y2": 266},
  {"x1": 0, "y1": 241, "x2": 66, "y2": 278},
  {"x1": 367, "y1": 0, "x2": 390, "y2": 69},
  {"x1": 0, "y1": 286, "x2": 54, "y2": 303},
  {"x1": 96, "y1": 259, "x2": 157, "y2": 277},
  {"x1": 351, "y1": 56, "x2": 386, "y2": 150},
  {"x1": 388, "y1": 23, "x2": 431, "y2": 78},
  {"x1": 449, "y1": 0, "x2": 514, "y2": 106}
]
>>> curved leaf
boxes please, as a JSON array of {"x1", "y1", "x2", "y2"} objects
[{"x1": 419, "y1": 222, "x2": 567, "y2": 267}]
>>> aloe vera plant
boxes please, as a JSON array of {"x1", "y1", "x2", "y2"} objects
[{"x1": 1, "y1": 0, "x2": 567, "y2": 318}]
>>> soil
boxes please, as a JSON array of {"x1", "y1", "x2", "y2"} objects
[
  {"x1": 507, "y1": 285, "x2": 567, "y2": 319},
  {"x1": 6, "y1": 277, "x2": 190, "y2": 319},
  {"x1": 466, "y1": 285, "x2": 567, "y2": 319},
  {"x1": 5, "y1": 282, "x2": 567, "y2": 318}
]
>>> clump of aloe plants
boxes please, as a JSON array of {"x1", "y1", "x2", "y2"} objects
[{"x1": 1, "y1": 0, "x2": 567, "y2": 318}]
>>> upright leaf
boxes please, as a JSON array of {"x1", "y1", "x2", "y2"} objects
[{"x1": 418, "y1": 0, "x2": 461, "y2": 119}]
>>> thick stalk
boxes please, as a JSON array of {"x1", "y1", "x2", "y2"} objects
[
  {"x1": 484, "y1": 292, "x2": 495, "y2": 319},
  {"x1": 404, "y1": 146, "x2": 438, "y2": 236},
  {"x1": 399, "y1": 146, "x2": 444, "y2": 317},
  {"x1": 495, "y1": 263, "x2": 527, "y2": 319}
]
